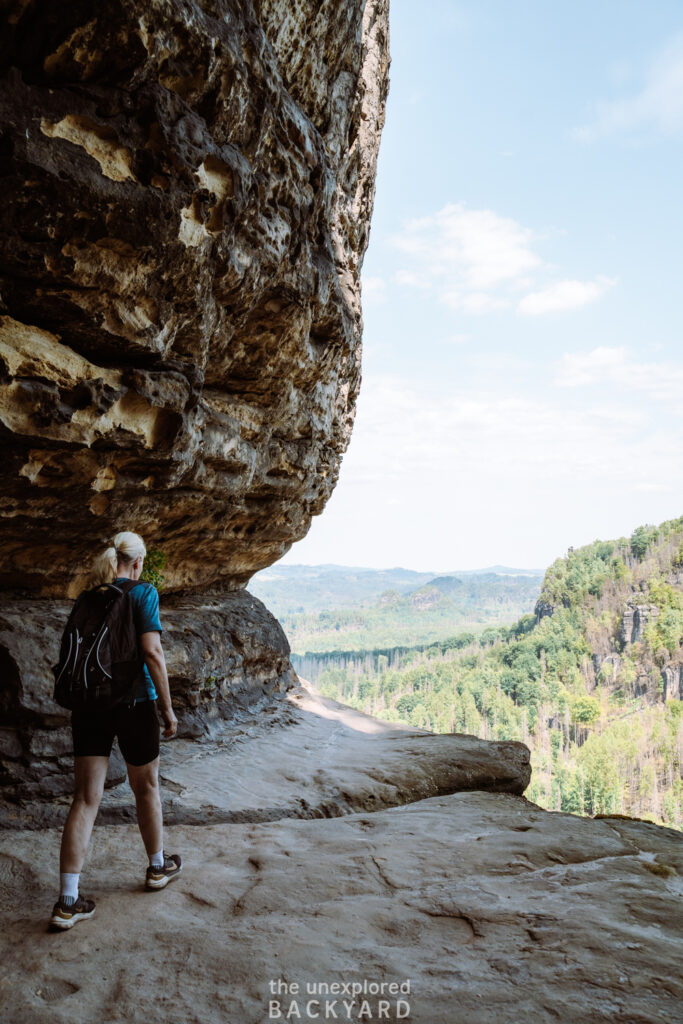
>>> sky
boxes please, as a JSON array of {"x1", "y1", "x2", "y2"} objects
[{"x1": 279, "y1": 0, "x2": 683, "y2": 574}]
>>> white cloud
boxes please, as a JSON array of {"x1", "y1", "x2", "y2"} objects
[
  {"x1": 576, "y1": 34, "x2": 683, "y2": 142},
  {"x1": 393, "y1": 269, "x2": 432, "y2": 290},
  {"x1": 518, "y1": 276, "x2": 616, "y2": 315},
  {"x1": 555, "y1": 346, "x2": 628, "y2": 387},
  {"x1": 555, "y1": 346, "x2": 683, "y2": 400},
  {"x1": 283, "y1": 367, "x2": 683, "y2": 571},
  {"x1": 392, "y1": 202, "x2": 540, "y2": 295},
  {"x1": 442, "y1": 289, "x2": 507, "y2": 314},
  {"x1": 390, "y1": 201, "x2": 614, "y2": 316},
  {"x1": 361, "y1": 275, "x2": 387, "y2": 301},
  {"x1": 337, "y1": 372, "x2": 678, "y2": 506}
]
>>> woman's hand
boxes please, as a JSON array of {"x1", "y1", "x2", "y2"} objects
[{"x1": 160, "y1": 704, "x2": 178, "y2": 738}]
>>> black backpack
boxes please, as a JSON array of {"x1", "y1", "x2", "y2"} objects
[{"x1": 52, "y1": 579, "x2": 146, "y2": 712}]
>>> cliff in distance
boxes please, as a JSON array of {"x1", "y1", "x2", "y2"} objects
[
  {"x1": 0, "y1": 0, "x2": 389, "y2": 596},
  {"x1": 536, "y1": 516, "x2": 683, "y2": 706}
]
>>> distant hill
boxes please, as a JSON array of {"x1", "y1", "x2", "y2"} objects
[
  {"x1": 254, "y1": 569, "x2": 542, "y2": 654},
  {"x1": 249, "y1": 562, "x2": 543, "y2": 618},
  {"x1": 471, "y1": 565, "x2": 544, "y2": 576}
]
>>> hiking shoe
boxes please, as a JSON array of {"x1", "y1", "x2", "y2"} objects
[
  {"x1": 49, "y1": 894, "x2": 96, "y2": 931},
  {"x1": 145, "y1": 852, "x2": 182, "y2": 890}
]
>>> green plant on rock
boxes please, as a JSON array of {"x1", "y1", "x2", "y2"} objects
[
  {"x1": 617, "y1": 657, "x2": 637, "y2": 689},
  {"x1": 140, "y1": 548, "x2": 167, "y2": 591}
]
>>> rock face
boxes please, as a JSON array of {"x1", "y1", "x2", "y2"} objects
[
  {"x1": 620, "y1": 602, "x2": 659, "y2": 646},
  {"x1": 662, "y1": 664, "x2": 683, "y2": 701},
  {"x1": 0, "y1": 0, "x2": 390, "y2": 595},
  {"x1": 0, "y1": 590, "x2": 296, "y2": 805}
]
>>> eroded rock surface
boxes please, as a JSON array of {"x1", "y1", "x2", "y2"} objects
[
  {"x1": 1, "y1": 676, "x2": 531, "y2": 827},
  {"x1": 0, "y1": 0, "x2": 389, "y2": 595},
  {"x1": 0, "y1": 590, "x2": 296, "y2": 807},
  {"x1": 0, "y1": 678, "x2": 679, "y2": 1022},
  {"x1": 0, "y1": 791, "x2": 680, "y2": 1023}
]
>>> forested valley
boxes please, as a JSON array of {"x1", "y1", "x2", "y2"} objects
[
  {"x1": 274, "y1": 571, "x2": 542, "y2": 652},
  {"x1": 292, "y1": 517, "x2": 683, "y2": 830}
]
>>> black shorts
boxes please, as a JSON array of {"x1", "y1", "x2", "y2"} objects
[{"x1": 71, "y1": 700, "x2": 160, "y2": 767}]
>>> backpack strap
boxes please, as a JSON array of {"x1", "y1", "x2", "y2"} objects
[
  {"x1": 105, "y1": 579, "x2": 146, "y2": 708},
  {"x1": 106, "y1": 579, "x2": 145, "y2": 596}
]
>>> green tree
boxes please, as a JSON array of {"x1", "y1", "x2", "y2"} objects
[
  {"x1": 570, "y1": 695, "x2": 600, "y2": 725},
  {"x1": 630, "y1": 524, "x2": 658, "y2": 560}
]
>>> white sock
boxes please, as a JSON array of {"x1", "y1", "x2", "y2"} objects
[
  {"x1": 149, "y1": 849, "x2": 164, "y2": 868},
  {"x1": 60, "y1": 872, "x2": 80, "y2": 906}
]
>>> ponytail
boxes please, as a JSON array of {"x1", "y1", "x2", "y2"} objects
[
  {"x1": 88, "y1": 531, "x2": 147, "y2": 588},
  {"x1": 89, "y1": 546, "x2": 118, "y2": 588}
]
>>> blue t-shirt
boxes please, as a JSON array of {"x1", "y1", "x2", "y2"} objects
[{"x1": 115, "y1": 579, "x2": 162, "y2": 702}]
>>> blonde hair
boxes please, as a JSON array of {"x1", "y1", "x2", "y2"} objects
[{"x1": 89, "y1": 531, "x2": 147, "y2": 588}]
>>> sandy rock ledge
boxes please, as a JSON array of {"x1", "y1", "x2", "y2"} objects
[
  {"x1": 0, "y1": 681, "x2": 681, "y2": 1024},
  {"x1": 0, "y1": 792, "x2": 680, "y2": 1024}
]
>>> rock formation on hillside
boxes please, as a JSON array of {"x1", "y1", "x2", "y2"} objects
[
  {"x1": 620, "y1": 602, "x2": 658, "y2": 647},
  {"x1": 537, "y1": 520, "x2": 683, "y2": 707},
  {"x1": 0, "y1": 0, "x2": 389, "y2": 596}
]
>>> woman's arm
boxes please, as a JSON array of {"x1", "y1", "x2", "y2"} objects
[{"x1": 140, "y1": 631, "x2": 178, "y2": 738}]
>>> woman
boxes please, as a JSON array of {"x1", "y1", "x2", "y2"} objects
[{"x1": 50, "y1": 531, "x2": 181, "y2": 931}]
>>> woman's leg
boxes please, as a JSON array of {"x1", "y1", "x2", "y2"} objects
[
  {"x1": 127, "y1": 756, "x2": 163, "y2": 855},
  {"x1": 59, "y1": 755, "x2": 109, "y2": 873},
  {"x1": 118, "y1": 700, "x2": 163, "y2": 856}
]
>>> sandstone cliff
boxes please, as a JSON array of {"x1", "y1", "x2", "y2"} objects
[
  {"x1": 0, "y1": 0, "x2": 389, "y2": 596},
  {"x1": 550, "y1": 522, "x2": 683, "y2": 705}
]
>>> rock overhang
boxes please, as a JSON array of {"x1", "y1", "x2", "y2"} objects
[{"x1": 0, "y1": 0, "x2": 390, "y2": 595}]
